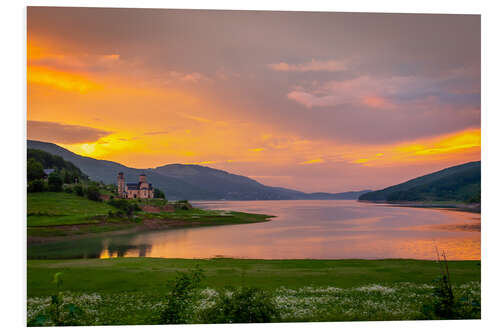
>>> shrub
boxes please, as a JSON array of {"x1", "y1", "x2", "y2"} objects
[
  {"x1": 159, "y1": 267, "x2": 205, "y2": 324},
  {"x1": 28, "y1": 179, "x2": 45, "y2": 192},
  {"x1": 154, "y1": 188, "x2": 166, "y2": 199},
  {"x1": 48, "y1": 172, "x2": 63, "y2": 192},
  {"x1": 86, "y1": 185, "x2": 101, "y2": 202},
  {"x1": 420, "y1": 250, "x2": 481, "y2": 320},
  {"x1": 108, "y1": 199, "x2": 141, "y2": 217},
  {"x1": 74, "y1": 184, "x2": 84, "y2": 196},
  {"x1": 200, "y1": 287, "x2": 279, "y2": 323},
  {"x1": 64, "y1": 186, "x2": 73, "y2": 194},
  {"x1": 174, "y1": 200, "x2": 192, "y2": 210}
]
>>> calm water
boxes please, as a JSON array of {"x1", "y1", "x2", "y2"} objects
[{"x1": 28, "y1": 200, "x2": 480, "y2": 260}]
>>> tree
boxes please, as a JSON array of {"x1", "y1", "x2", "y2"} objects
[
  {"x1": 86, "y1": 185, "x2": 101, "y2": 202},
  {"x1": 28, "y1": 179, "x2": 45, "y2": 192},
  {"x1": 48, "y1": 172, "x2": 63, "y2": 192},
  {"x1": 27, "y1": 158, "x2": 45, "y2": 182},
  {"x1": 154, "y1": 188, "x2": 166, "y2": 199}
]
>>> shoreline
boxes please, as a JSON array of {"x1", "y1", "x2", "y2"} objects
[
  {"x1": 28, "y1": 212, "x2": 275, "y2": 245},
  {"x1": 359, "y1": 200, "x2": 481, "y2": 213}
]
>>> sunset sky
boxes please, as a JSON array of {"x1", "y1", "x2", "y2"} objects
[{"x1": 27, "y1": 7, "x2": 480, "y2": 192}]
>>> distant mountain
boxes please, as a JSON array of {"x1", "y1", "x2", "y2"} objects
[
  {"x1": 27, "y1": 140, "x2": 371, "y2": 200},
  {"x1": 358, "y1": 161, "x2": 480, "y2": 203}
]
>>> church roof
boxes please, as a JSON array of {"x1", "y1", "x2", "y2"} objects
[
  {"x1": 126, "y1": 183, "x2": 139, "y2": 190},
  {"x1": 126, "y1": 182, "x2": 153, "y2": 190}
]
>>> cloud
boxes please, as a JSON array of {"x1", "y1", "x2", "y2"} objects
[
  {"x1": 300, "y1": 158, "x2": 325, "y2": 165},
  {"x1": 268, "y1": 59, "x2": 347, "y2": 72},
  {"x1": 165, "y1": 71, "x2": 211, "y2": 84},
  {"x1": 144, "y1": 130, "x2": 172, "y2": 136},
  {"x1": 28, "y1": 48, "x2": 122, "y2": 73},
  {"x1": 286, "y1": 73, "x2": 478, "y2": 111},
  {"x1": 27, "y1": 120, "x2": 112, "y2": 144}
]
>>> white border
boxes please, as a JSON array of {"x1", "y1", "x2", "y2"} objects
[{"x1": 3, "y1": 0, "x2": 500, "y2": 332}]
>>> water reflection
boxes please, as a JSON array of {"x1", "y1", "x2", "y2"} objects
[{"x1": 28, "y1": 200, "x2": 480, "y2": 260}]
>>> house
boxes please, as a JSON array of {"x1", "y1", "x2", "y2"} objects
[
  {"x1": 117, "y1": 172, "x2": 154, "y2": 199},
  {"x1": 43, "y1": 168, "x2": 55, "y2": 176}
]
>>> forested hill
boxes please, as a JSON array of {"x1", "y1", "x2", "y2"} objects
[
  {"x1": 27, "y1": 140, "x2": 370, "y2": 201},
  {"x1": 358, "y1": 161, "x2": 480, "y2": 203},
  {"x1": 27, "y1": 148, "x2": 88, "y2": 182}
]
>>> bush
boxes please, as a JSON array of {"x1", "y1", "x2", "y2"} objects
[
  {"x1": 28, "y1": 179, "x2": 45, "y2": 192},
  {"x1": 64, "y1": 186, "x2": 73, "y2": 194},
  {"x1": 108, "y1": 199, "x2": 141, "y2": 216},
  {"x1": 159, "y1": 267, "x2": 205, "y2": 324},
  {"x1": 154, "y1": 188, "x2": 166, "y2": 199},
  {"x1": 48, "y1": 172, "x2": 63, "y2": 192},
  {"x1": 200, "y1": 287, "x2": 279, "y2": 323},
  {"x1": 174, "y1": 200, "x2": 192, "y2": 210},
  {"x1": 86, "y1": 185, "x2": 101, "y2": 202},
  {"x1": 74, "y1": 184, "x2": 84, "y2": 196}
]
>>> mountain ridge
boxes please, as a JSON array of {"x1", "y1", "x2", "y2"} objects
[
  {"x1": 358, "y1": 161, "x2": 480, "y2": 203},
  {"x1": 27, "y1": 140, "x2": 371, "y2": 200}
]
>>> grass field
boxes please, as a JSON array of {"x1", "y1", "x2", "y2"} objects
[
  {"x1": 27, "y1": 192, "x2": 273, "y2": 239},
  {"x1": 27, "y1": 192, "x2": 118, "y2": 227},
  {"x1": 27, "y1": 258, "x2": 480, "y2": 325}
]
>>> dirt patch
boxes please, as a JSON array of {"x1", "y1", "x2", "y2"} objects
[
  {"x1": 142, "y1": 218, "x2": 200, "y2": 229},
  {"x1": 141, "y1": 205, "x2": 175, "y2": 213}
]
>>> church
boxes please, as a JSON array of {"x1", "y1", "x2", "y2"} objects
[{"x1": 117, "y1": 172, "x2": 154, "y2": 199}]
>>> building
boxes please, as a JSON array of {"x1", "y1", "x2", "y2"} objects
[{"x1": 117, "y1": 172, "x2": 154, "y2": 199}]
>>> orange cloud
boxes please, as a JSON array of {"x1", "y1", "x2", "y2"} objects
[
  {"x1": 350, "y1": 128, "x2": 480, "y2": 166},
  {"x1": 28, "y1": 66, "x2": 101, "y2": 93},
  {"x1": 362, "y1": 95, "x2": 394, "y2": 109},
  {"x1": 300, "y1": 158, "x2": 325, "y2": 165},
  {"x1": 268, "y1": 59, "x2": 347, "y2": 72}
]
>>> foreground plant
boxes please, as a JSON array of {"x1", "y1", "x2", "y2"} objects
[
  {"x1": 158, "y1": 266, "x2": 205, "y2": 324},
  {"x1": 28, "y1": 272, "x2": 83, "y2": 326},
  {"x1": 199, "y1": 287, "x2": 279, "y2": 323},
  {"x1": 420, "y1": 250, "x2": 481, "y2": 320}
]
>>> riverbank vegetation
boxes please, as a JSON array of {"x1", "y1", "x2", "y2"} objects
[{"x1": 27, "y1": 258, "x2": 480, "y2": 325}]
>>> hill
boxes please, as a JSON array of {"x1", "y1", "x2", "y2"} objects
[
  {"x1": 28, "y1": 148, "x2": 88, "y2": 181},
  {"x1": 27, "y1": 140, "x2": 370, "y2": 200},
  {"x1": 358, "y1": 161, "x2": 480, "y2": 203}
]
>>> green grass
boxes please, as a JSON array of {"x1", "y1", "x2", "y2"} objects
[
  {"x1": 145, "y1": 208, "x2": 273, "y2": 225},
  {"x1": 28, "y1": 193, "x2": 273, "y2": 239},
  {"x1": 27, "y1": 258, "x2": 480, "y2": 325},
  {"x1": 28, "y1": 192, "x2": 118, "y2": 227},
  {"x1": 27, "y1": 258, "x2": 480, "y2": 296}
]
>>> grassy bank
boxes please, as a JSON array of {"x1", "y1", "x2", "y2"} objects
[
  {"x1": 27, "y1": 258, "x2": 480, "y2": 325},
  {"x1": 28, "y1": 192, "x2": 118, "y2": 227},
  {"x1": 27, "y1": 193, "x2": 273, "y2": 241}
]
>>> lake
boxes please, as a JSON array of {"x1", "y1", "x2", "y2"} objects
[{"x1": 28, "y1": 200, "x2": 480, "y2": 260}]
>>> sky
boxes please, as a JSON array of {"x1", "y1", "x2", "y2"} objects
[{"x1": 27, "y1": 7, "x2": 481, "y2": 193}]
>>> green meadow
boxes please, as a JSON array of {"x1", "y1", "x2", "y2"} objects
[
  {"x1": 28, "y1": 192, "x2": 118, "y2": 227},
  {"x1": 27, "y1": 258, "x2": 481, "y2": 325}
]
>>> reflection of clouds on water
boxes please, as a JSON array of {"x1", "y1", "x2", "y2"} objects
[{"x1": 33, "y1": 200, "x2": 480, "y2": 260}]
